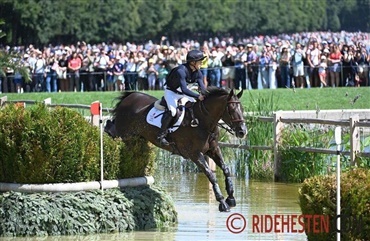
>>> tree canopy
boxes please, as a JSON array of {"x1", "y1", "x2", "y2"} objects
[{"x1": 0, "y1": 0, "x2": 369, "y2": 46}]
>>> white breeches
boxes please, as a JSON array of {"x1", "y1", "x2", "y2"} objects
[{"x1": 164, "y1": 89, "x2": 196, "y2": 117}]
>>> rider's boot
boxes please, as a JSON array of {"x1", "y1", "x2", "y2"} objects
[{"x1": 157, "y1": 111, "x2": 173, "y2": 146}]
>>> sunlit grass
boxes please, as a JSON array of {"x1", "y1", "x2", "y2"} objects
[{"x1": 2, "y1": 87, "x2": 369, "y2": 110}]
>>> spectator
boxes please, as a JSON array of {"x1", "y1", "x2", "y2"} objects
[
  {"x1": 306, "y1": 40, "x2": 321, "y2": 87},
  {"x1": 147, "y1": 58, "x2": 158, "y2": 91},
  {"x1": 84, "y1": 49, "x2": 96, "y2": 91},
  {"x1": 68, "y1": 51, "x2": 82, "y2": 92},
  {"x1": 57, "y1": 52, "x2": 69, "y2": 92},
  {"x1": 157, "y1": 60, "x2": 168, "y2": 90},
  {"x1": 124, "y1": 55, "x2": 137, "y2": 90},
  {"x1": 318, "y1": 55, "x2": 328, "y2": 87},
  {"x1": 22, "y1": 53, "x2": 32, "y2": 92},
  {"x1": 93, "y1": 49, "x2": 109, "y2": 91},
  {"x1": 246, "y1": 44, "x2": 258, "y2": 89},
  {"x1": 357, "y1": 44, "x2": 369, "y2": 86},
  {"x1": 354, "y1": 51, "x2": 366, "y2": 87},
  {"x1": 328, "y1": 44, "x2": 342, "y2": 87},
  {"x1": 291, "y1": 43, "x2": 306, "y2": 88},
  {"x1": 45, "y1": 53, "x2": 58, "y2": 92},
  {"x1": 258, "y1": 50, "x2": 270, "y2": 89},
  {"x1": 13, "y1": 67, "x2": 23, "y2": 93},
  {"x1": 278, "y1": 45, "x2": 291, "y2": 88},
  {"x1": 221, "y1": 47, "x2": 235, "y2": 89},
  {"x1": 113, "y1": 55, "x2": 125, "y2": 91},
  {"x1": 208, "y1": 50, "x2": 222, "y2": 87},
  {"x1": 233, "y1": 44, "x2": 247, "y2": 90},
  {"x1": 105, "y1": 59, "x2": 115, "y2": 91},
  {"x1": 79, "y1": 48, "x2": 90, "y2": 92},
  {"x1": 267, "y1": 44, "x2": 278, "y2": 89},
  {"x1": 200, "y1": 45, "x2": 211, "y2": 87},
  {"x1": 33, "y1": 50, "x2": 45, "y2": 92},
  {"x1": 136, "y1": 52, "x2": 148, "y2": 90}
]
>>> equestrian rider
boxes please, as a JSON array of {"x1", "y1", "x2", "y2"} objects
[{"x1": 157, "y1": 49, "x2": 207, "y2": 146}]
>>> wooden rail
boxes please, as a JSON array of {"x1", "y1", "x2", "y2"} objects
[{"x1": 222, "y1": 110, "x2": 370, "y2": 181}]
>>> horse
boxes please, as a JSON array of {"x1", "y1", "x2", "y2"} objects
[{"x1": 105, "y1": 86, "x2": 247, "y2": 212}]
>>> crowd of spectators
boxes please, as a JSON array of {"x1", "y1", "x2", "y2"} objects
[{"x1": 0, "y1": 31, "x2": 369, "y2": 94}]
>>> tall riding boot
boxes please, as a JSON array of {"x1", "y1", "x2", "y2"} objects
[{"x1": 157, "y1": 112, "x2": 173, "y2": 145}]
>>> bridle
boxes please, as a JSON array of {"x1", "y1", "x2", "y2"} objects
[
  {"x1": 197, "y1": 93, "x2": 245, "y2": 134},
  {"x1": 218, "y1": 99, "x2": 244, "y2": 135},
  {"x1": 226, "y1": 100, "x2": 244, "y2": 123}
]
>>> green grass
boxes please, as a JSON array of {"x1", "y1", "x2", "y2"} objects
[{"x1": 1, "y1": 87, "x2": 369, "y2": 111}]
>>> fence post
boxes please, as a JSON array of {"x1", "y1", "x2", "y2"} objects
[
  {"x1": 273, "y1": 111, "x2": 283, "y2": 181},
  {"x1": 0, "y1": 96, "x2": 7, "y2": 106},
  {"x1": 350, "y1": 115, "x2": 360, "y2": 166}
]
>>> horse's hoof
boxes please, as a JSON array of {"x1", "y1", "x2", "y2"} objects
[
  {"x1": 226, "y1": 197, "x2": 236, "y2": 207},
  {"x1": 219, "y1": 201, "x2": 230, "y2": 212}
]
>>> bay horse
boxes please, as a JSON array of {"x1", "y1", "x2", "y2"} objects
[{"x1": 106, "y1": 87, "x2": 247, "y2": 212}]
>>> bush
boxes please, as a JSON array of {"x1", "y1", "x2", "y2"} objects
[
  {"x1": 119, "y1": 136, "x2": 156, "y2": 178},
  {"x1": 299, "y1": 168, "x2": 370, "y2": 241},
  {"x1": 0, "y1": 186, "x2": 177, "y2": 236},
  {"x1": 0, "y1": 103, "x2": 155, "y2": 183}
]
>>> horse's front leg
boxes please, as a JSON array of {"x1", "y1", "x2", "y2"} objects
[
  {"x1": 206, "y1": 143, "x2": 236, "y2": 208},
  {"x1": 192, "y1": 152, "x2": 230, "y2": 212}
]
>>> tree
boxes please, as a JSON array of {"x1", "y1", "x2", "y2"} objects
[{"x1": 0, "y1": 0, "x2": 368, "y2": 46}]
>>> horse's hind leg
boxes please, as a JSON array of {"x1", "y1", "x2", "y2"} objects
[
  {"x1": 192, "y1": 152, "x2": 230, "y2": 212},
  {"x1": 206, "y1": 145, "x2": 236, "y2": 208}
]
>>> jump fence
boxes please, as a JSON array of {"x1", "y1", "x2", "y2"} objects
[{"x1": 1, "y1": 96, "x2": 369, "y2": 181}]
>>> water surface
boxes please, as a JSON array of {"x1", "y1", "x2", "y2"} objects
[{"x1": 0, "y1": 172, "x2": 307, "y2": 241}]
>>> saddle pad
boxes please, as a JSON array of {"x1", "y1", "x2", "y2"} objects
[{"x1": 146, "y1": 106, "x2": 185, "y2": 133}]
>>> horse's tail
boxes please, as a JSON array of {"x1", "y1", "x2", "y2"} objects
[{"x1": 112, "y1": 91, "x2": 136, "y2": 118}]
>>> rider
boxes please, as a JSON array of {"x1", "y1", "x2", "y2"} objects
[{"x1": 157, "y1": 49, "x2": 207, "y2": 146}]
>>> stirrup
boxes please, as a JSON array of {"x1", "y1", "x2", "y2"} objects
[
  {"x1": 158, "y1": 137, "x2": 170, "y2": 146},
  {"x1": 191, "y1": 118, "x2": 199, "y2": 127}
]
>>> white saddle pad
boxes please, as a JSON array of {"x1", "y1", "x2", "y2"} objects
[{"x1": 146, "y1": 106, "x2": 185, "y2": 133}]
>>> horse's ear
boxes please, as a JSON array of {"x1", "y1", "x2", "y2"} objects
[
  {"x1": 228, "y1": 89, "x2": 234, "y2": 99},
  {"x1": 237, "y1": 89, "x2": 243, "y2": 99}
]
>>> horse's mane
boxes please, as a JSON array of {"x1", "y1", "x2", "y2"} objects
[{"x1": 203, "y1": 86, "x2": 230, "y2": 98}]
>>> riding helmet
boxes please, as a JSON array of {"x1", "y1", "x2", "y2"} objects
[{"x1": 186, "y1": 50, "x2": 206, "y2": 62}]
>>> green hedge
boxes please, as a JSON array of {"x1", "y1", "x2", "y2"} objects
[
  {"x1": 299, "y1": 168, "x2": 370, "y2": 241},
  {"x1": 0, "y1": 103, "x2": 155, "y2": 183},
  {"x1": 0, "y1": 186, "x2": 177, "y2": 236}
]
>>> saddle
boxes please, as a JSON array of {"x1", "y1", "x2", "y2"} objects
[{"x1": 154, "y1": 97, "x2": 199, "y2": 128}]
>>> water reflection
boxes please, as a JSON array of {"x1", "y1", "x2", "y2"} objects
[
  {"x1": 158, "y1": 172, "x2": 307, "y2": 241},
  {"x1": 0, "y1": 172, "x2": 307, "y2": 241}
]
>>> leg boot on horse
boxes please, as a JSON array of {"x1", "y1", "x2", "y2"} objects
[{"x1": 157, "y1": 111, "x2": 174, "y2": 146}]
